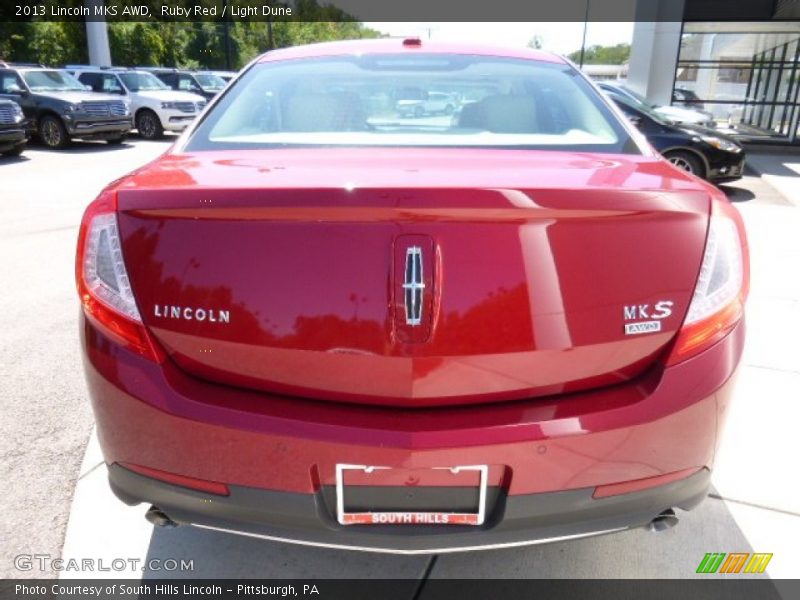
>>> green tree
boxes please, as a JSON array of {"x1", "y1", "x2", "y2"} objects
[
  {"x1": 568, "y1": 43, "x2": 630, "y2": 65},
  {"x1": 0, "y1": 22, "x2": 85, "y2": 65},
  {"x1": 108, "y1": 23, "x2": 166, "y2": 67},
  {"x1": 0, "y1": 1, "x2": 382, "y2": 70},
  {"x1": 0, "y1": 22, "x2": 33, "y2": 63}
]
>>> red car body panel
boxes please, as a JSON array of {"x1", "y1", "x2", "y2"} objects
[
  {"x1": 114, "y1": 149, "x2": 710, "y2": 407},
  {"x1": 83, "y1": 315, "x2": 742, "y2": 495}
]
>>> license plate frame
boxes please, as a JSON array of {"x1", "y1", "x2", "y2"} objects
[{"x1": 335, "y1": 464, "x2": 489, "y2": 526}]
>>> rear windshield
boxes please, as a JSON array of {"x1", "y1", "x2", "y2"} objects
[{"x1": 186, "y1": 54, "x2": 638, "y2": 153}]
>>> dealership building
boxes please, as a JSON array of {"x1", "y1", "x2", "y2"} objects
[{"x1": 625, "y1": 0, "x2": 800, "y2": 144}]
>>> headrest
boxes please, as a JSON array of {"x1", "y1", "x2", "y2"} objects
[
  {"x1": 283, "y1": 92, "x2": 365, "y2": 132},
  {"x1": 458, "y1": 95, "x2": 538, "y2": 133}
]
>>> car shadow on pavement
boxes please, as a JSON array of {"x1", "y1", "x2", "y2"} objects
[
  {"x1": 28, "y1": 135, "x2": 176, "y2": 153},
  {"x1": 139, "y1": 486, "x2": 769, "y2": 581},
  {"x1": 130, "y1": 133, "x2": 181, "y2": 143},
  {"x1": 719, "y1": 184, "x2": 756, "y2": 203},
  {"x1": 0, "y1": 154, "x2": 30, "y2": 164},
  {"x1": 29, "y1": 140, "x2": 135, "y2": 154}
]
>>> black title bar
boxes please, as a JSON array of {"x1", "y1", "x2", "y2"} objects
[
  {"x1": 0, "y1": 579, "x2": 796, "y2": 600},
  {"x1": 1, "y1": 0, "x2": 692, "y2": 24}
]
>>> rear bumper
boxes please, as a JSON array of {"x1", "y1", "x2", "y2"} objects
[
  {"x1": 83, "y1": 315, "x2": 744, "y2": 552},
  {"x1": 109, "y1": 463, "x2": 710, "y2": 554}
]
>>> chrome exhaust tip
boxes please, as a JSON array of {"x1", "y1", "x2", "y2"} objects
[
  {"x1": 145, "y1": 505, "x2": 178, "y2": 528},
  {"x1": 647, "y1": 508, "x2": 679, "y2": 532}
]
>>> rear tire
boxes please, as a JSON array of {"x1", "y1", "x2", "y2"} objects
[
  {"x1": 38, "y1": 115, "x2": 69, "y2": 149},
  {"x1": 136, "y1": 110, "x2": 163, "y2": 140},
  {"x1": 665, "y1": 150, "x2": 705, "y2": 179}
]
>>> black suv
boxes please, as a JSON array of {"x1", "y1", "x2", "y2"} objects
[
  {"x1": 146, "y1": 68, "x2": 226, "y2": 101},
  {"x1": 0, "y1": 64, "x2": 132, "y2": 149},
  {"x1": 0, "y1": 97, "x2": 29, "y2": 157}
]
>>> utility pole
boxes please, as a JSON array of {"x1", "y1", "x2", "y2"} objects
[
  {"x1": 84, "y1": 0, "x2": 112, "y2": 66},
  {"x1": 578, "y1": 0, "x2": 590, "y2": 69},
  {"x1": 223, "y1": 0, "x2": 232, "y2": 70},
  {"x1": 267, "y1": 17, "x2": 274, "y2": 50}
]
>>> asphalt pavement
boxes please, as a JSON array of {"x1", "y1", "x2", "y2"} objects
[{"x1": 1, "y1": 138, "x2": 798, "y2": 586}]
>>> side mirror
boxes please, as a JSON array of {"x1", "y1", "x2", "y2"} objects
[{"x1": 6, "y1": 84, "x2": 25, "y2": 95}]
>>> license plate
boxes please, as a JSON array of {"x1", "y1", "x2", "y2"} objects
[{"x1": 335, "y1": 464, "x2": 488, "y2": 526}]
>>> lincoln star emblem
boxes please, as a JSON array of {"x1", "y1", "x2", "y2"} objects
[{"x1": 402, "y1": 246, "x2": 425, "y2": 326}]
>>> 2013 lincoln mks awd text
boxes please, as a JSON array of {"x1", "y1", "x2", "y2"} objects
[{"x1": 77, "y1": 40, "x2": 749, "y2": 553}]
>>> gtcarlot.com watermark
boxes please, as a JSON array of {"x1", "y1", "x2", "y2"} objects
[{"x1": 14, "y1": 554, "x2": 194, "y2": 572}]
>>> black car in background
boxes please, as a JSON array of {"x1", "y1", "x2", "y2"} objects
[
  {"x1": 0, "y1": 97, "x2": 29, "y2": 157},
  {"x1": 0, "y1": 64, "x2": 132, "y2": 149},
  {"x1": 609, "y1": 94, "x2": 745, "y2": 183},
  {"x1": 146, "y1": 68, "x2": 227, "y2": 101}
]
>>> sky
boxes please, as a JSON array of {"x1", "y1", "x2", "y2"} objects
[{"x1": 365, "y1": 22, "x2": 635, "y2": 56}]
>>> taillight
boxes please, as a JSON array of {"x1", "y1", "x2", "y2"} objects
[
  {"x1": 666, "y1": 197, "x2": 749, "y2": 365},
  {"x1": 119, "y1": 463, "x2": 230, "y2": 496},
  {"x1": 76, "y1": 190, "x2": 164, "y2": 362}
]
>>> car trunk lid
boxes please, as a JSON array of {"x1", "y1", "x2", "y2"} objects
[{"x1": 117, "y1": 149, "x2": 709, "y2": 407}]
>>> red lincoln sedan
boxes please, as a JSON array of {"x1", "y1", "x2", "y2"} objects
[{"x1": 77, "y1": 39, "x2": 748, "y2": 553}]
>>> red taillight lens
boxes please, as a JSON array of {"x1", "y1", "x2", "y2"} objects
[
  {"x1": 76, "y1": 190, "x2": 163, "y2": 362},
  {"x1": 592, "y1": 467, "x2": 703, "y2": 499},
  {"x1": 666, "y1": 197, "x2": 749, "y2": 365},
  {"x1": 120, "y1": 463, "x2": 230, "y2": 496}
]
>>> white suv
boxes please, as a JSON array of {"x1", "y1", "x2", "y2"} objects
[
  {"x1": 69, "y1": 68, "x2": 206, "y2": 139},
  {"x1": 396, "y1": 92, "x2": 457, "y2": 117}
]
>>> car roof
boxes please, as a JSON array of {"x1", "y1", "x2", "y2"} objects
[
  {"x1": 73, "y1": 69, "x2": 148, "y2": 75},
  {"x1": 256, "y1": 38, "x2": 565, "y2": 64},
  {"x1": 6, "y1": 67, "x2": 58, "y2": 72}
]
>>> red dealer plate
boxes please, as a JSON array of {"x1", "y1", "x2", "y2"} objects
[{"x1": 335, "y1": 464, "x2": 489, "y2": 526}]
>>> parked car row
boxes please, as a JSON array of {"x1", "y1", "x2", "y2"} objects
[{"x1": 0, "y1": 62, "x2": 237, "y2": 155}]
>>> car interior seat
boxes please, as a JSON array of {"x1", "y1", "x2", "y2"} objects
[
  {"x1": 457, "y1": 95, "x2": 539, "y2": 133},
  {"x1": 282, "y1": 92, "x2": 367, "y2": 132}
]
